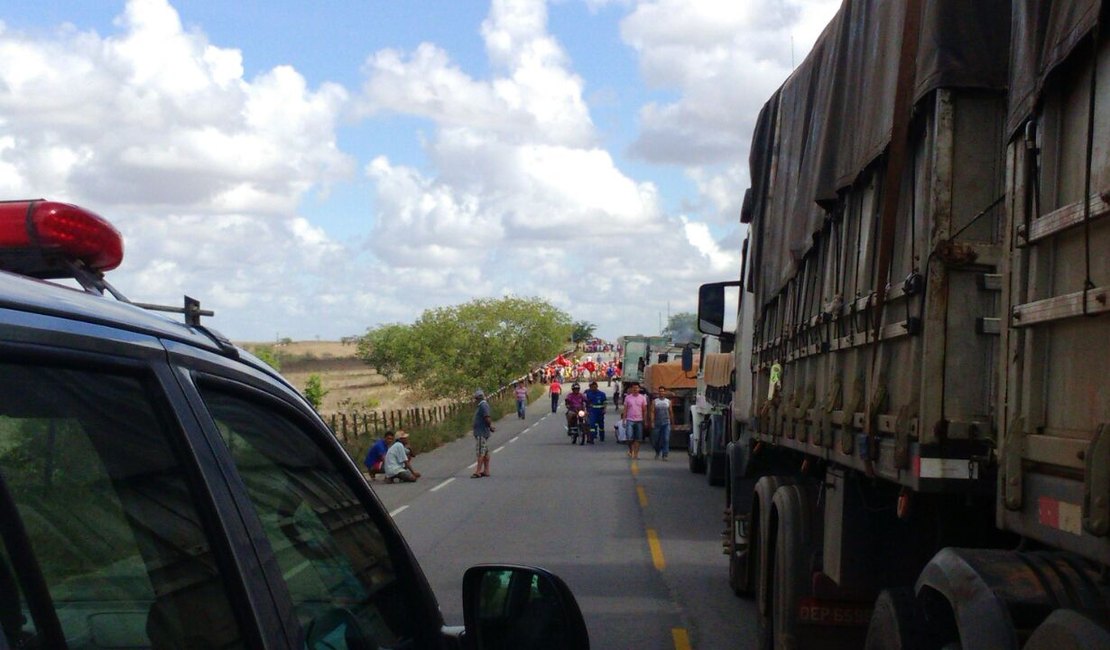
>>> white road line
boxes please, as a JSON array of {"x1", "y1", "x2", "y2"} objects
[
  {"x1": 493, "y1": 446, "x2": 505, "y2": 454},
  {"x1": 509, "y1": 436, "x2": 519, "y2": 443},
  {"x1": 468, "y1": 461, "x2": 478, "y2": 469},
  {"x1": 430, "y1": 477, "x2": 455, "y2": 492},
  {"x1": 389, "y1": 505, "x2": 409, "y2": 517}
]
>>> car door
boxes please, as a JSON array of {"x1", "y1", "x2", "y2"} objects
[
  {"x1": 0, "y1": 317, "x2": 269, "y2": 649},
  {"x1": 162, "y1": 340, "x2": 451, "y2": 650}
]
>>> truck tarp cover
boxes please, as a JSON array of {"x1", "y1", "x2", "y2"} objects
[
  {"x1": 644, "y1": 361, "x2": 698, "y2": 393},
  {"x1": 746, "y1": 0, "x2": 1011, "y2": 302},
  {"x1": 1008, "y1": 0, "x2": 1103, "y2": 138},
  {"x1": 703, "y1": 353, "x2": 735, "y2": 389}
]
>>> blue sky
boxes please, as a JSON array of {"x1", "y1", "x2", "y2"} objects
[{"x1": 0, "y1": 0, "x2": 839, "y2": 341}]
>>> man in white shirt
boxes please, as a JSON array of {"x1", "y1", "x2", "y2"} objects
[
  {"x1": 383, "y1": 431, "x2": 420, "y2": 482},
  {"x1": 652, "y1": 387, "x2": 675, "y2": 460}
]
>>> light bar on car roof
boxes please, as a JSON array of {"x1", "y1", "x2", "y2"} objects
[{"x1": 0, "y1": 200, "x2": 124, "y2": 278}]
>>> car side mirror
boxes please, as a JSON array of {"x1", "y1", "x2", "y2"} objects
[{"x1": 463, "y1": 564, "x2": 590, "y2": 650}]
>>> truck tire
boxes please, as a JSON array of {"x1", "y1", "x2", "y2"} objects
[
  {"x1": 753, "y1": 476, "x2": 797, "y2": 623},
  {"x1": 1023, "y1": 609, "x2": 1110, "y2": 650},
  {"x1": 864, "y1": 587, "x2": 933, "y2": 650},
  {"x1": 727, "y1": 479, "x2": 753, "y2": 596},
  {"x1": 706, "y1": 450, "x2": 726, "y2": 486},
  {"x1": 689, "y1": 449, "x2": 706, "y2": 473},
  {"x1": 758, "y1": 482, "x2": 831, "y2": 649}
]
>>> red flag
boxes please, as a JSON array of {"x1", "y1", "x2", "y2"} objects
[{"x1": 555, "y1": 354, "x2": 571, "y2": 367}]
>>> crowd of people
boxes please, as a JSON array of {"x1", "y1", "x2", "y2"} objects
[{"x1": 361, "y1": 346, "x2": 678, "y2": 487}]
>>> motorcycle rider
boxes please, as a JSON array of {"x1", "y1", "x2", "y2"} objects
[
  {"x1": 564, "y1": 383, "x2": 589, "y2": 445},
  {"x1": 584, "y1": 380, "x2": 607, "y2": 443}
]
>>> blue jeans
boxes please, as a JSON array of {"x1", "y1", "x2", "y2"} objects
[
  {"x1": 516, "y1": 399, "x2": 526, "y2": 418},
  {"x1": 551, "y1": 393, "x2": 559, "y2": 412},
  {"x1": 653, "y1": 422, "x2": 671, "y2": 456}
]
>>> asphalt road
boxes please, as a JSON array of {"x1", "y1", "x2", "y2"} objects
[{"x1": 369, "y1": 378, "x2": 760, "y2": 649}]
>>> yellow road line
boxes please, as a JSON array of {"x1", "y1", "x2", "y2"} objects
[
  {"x1": 631, "y1": 460, "x2": 639, "y2": 476},
  {"x1": 672, "y1": 627, "x2": 691, "y2": 650},
  {"x1": 646, "y1": 528, "x2": 666, "y2": 570},
  {"x1": 636, "y1": 485, "x2": 648, "y2": 507}
]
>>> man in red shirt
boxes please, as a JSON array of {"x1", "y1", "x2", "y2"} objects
[{"x1": 549, "y1": 378, "x2": 562, "y2": 413}]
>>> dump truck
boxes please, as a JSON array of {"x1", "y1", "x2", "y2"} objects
[{"x1": 698, "y1": 1, "x2": 1110, "y2": 647}]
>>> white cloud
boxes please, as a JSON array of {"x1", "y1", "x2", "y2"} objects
[
  {"x1": 2, "y1": 0, "x2": 834, "y2": 342},
  {"x1": 0, "y1": 0, "x2": 363, "y2": 338},
  {"x1": 352, "y1": 0, "x2": 735, "y2": 339}
]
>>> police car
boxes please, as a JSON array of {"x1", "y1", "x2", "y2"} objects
[{"x1": 0, "y1": 200, "x2": 588, "y2": 649}]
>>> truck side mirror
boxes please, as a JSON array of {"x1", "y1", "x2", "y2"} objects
[
  {"x1": 698, "y1": 281, "x2": 740, "y2": 336},
  {"x1": 681, "y1": 344, "x2": 694, "y2": 373},
  {"x1": 463, "y1": 564, "x2": 590, "y2": 650}
]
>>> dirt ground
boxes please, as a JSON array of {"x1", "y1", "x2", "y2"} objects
[{"x1": 237, "y1": 340, "x2": 433, "y2": 413}]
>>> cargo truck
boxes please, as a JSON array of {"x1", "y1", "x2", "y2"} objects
[
  {"x1": 618, "y1": 334, "x2": 670, "y2": 391},
  {"x1": 699, "y1": 1, "x2": 1110, "y2": 648},
  {"x1": 643, "y1": 358, "x2": 696, "y2": 451}
]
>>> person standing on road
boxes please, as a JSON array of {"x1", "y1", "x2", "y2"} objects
[
  {"x1": 514, "y1": 381, "x2": 528, "y2": 419},
  {"x1": 652, "y1": 388, "x2": 676, "y2": 460},
  {"x1": 622, "y1": 382, "x2": 648, "y2": 459},
  {"x1": 549, "y1": 378, "x2": 562, "y2": 413},
  {"x1": 584, "y1": 381, "x2": 607, "y2": 443},
  {"x1": 383, "y1": 432, "x2": 420, "y2": 482},
  {"x1": 472, "y1": 390, "x2": 495, "y2": 478}
]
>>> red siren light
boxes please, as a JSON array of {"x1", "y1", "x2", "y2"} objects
[{"x1": 0, "y1": 200, "x2": 124, "y2": 278}]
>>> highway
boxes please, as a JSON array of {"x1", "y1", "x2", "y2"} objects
[{"x1": 369, "y1": 381, "x2": 759, "y2": 649}]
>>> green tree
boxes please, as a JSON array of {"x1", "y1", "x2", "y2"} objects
[
  {"x1": 662, "y1": 311, "x2": 698, "y2": 345},
  {"x1": 252, "y1": 345, "x2": 282, "y2": 371},
  {"x1": 358, "y1": 297, "x2": 572, "y2": 399},
  {"x1": 304, "y1": 374, "x2": 328, "y2": 410},
  {"x1": 571, "y1": 321, "x2": 596, "y2": 343}
]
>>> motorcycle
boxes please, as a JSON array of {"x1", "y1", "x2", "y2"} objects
[{"x1": 566, "y1": 408, "x2": 587, "y2": 445}]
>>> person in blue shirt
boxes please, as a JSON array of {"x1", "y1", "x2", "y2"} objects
[
  {"x1": 584, "y1": 381, "x2": 608, "y2": 443},
  {"x1": 363, "y1": 430, "x2": 395, "y2": 481}
]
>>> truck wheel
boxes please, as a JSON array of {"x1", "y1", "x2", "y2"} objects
[
  {"x1": 725, "y1": 446, "x2": 754, "y2": 597},
  {"x1": 688, "y1": 450, "x2": 706, "y2": 474},
  {"x1": 1024, "y1": 609, "x2": 1110, "y2": 650},
  {"x1": 763, "y1": 483, "x2": 816, "y2": 643},
  {"x1": 753, "y1": 476, "x2": 797, "y2": 624},
  {"x1": 706, "y1": 450, "x2": 726, "y2": 486},
  {"x1": 864, "y1": 588, "x2": 932, "y2": 650}
]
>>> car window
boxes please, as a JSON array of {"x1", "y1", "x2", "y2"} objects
[
  {"x1": 0, "y1": 361, "x2": 245, "y2": 649},
  {"x1": 199, "y1": 386, "x2": 416, "y2": 649}
]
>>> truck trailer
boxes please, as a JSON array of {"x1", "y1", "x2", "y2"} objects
[{"x1": 699, "y1": 1, "x2": 1110, "y2": 647}]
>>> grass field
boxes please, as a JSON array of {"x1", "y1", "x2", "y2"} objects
[{"x1": 237, "y1": 340, "x2": 435, "y2": 413}]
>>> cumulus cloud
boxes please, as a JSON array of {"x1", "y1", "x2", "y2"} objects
[
  {"x1": 353, "y1": 0, "x2": 735, "y2": 338},
  {"x1": 616, "y1": 0, "x2": 840, "y2": 227},
  {"x1": 0, "y1": 0, "x2": 840, "y2": 341},
  {"x1": 0, "y1": 0, "x2": 360, "y2": 337}
]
